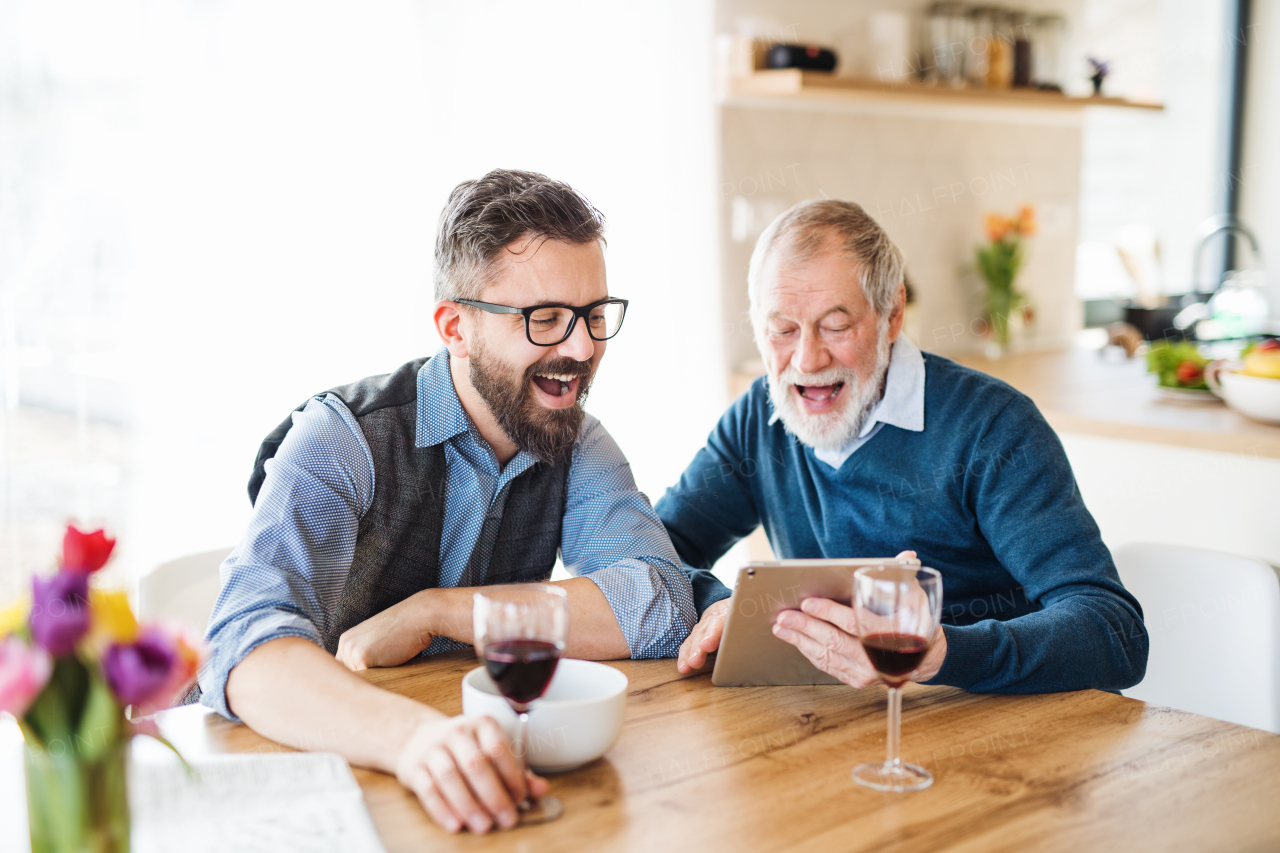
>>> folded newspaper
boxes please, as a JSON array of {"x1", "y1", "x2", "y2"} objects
[{"x1": 131, "y1": 752, "x2": 386, "y2": 853}]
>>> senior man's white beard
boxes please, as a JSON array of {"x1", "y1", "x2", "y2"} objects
[{"x1": 766, "y1": 331, "x2": 893, "y2": 451}]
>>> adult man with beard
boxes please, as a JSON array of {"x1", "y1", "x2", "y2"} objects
[
  {"x1": 199, "y1": 170, "x2": 694, "y2": 834},
  {"x1": 662, "y1": 199, "x2": 1147, "y2": 695}
]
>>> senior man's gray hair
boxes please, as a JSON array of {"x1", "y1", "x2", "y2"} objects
[
  {"x1": 746, "y1": 199, "x2": 904, "y2": 328},
  {"x1": 434, "y1": 169, "x2": 606, "y2": 302}
]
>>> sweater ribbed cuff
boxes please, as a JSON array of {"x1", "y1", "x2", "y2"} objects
[{"x1": 925, "y1": 624, "x2": 996, "y2": 690}]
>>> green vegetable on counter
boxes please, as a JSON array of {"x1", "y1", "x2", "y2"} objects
[{"x1": 1146, "y1": 340, "x2": 1209, "y2": 390}]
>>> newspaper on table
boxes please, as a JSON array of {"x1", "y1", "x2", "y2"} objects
[{"x1": 131, "y1": 752, "x2": 386, "y2": 853}]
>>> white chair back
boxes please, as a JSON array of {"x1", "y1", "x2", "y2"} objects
[
  {"x1": 1114, "y1": 542, "x2": 1280, "y2": 733},
  {"x1": 136, "y1": 547, "x2": 233, "y2": 637}
]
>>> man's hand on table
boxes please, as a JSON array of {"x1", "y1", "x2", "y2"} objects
[
  {"x1": 337, "y1": 591, "x2": 438, "y2": 671},
  {"x1": 396, "y1": 712, "x2": 549, "y2": 834},
  {"x1": 677, "y1": 598, "x2": 730, "y2": 674},
  {"x1": 675, "y1": 551, "x2": 930, "y2": 680}
]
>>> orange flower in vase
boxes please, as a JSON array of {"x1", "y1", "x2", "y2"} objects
[
  {"x1": 1014, "y1": 205, "x2": 1037, "y2": 237},
  {"x1": 975, "y1": 205, "x2": 1036, "y2": 353},
  {"x1": 983, "y1": 213, "x2": 1010, "y2": 242}
]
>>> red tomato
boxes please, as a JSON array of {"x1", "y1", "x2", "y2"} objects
[
  {"x1": 1176, "y1": 361, "x2": 1204, "y2": 384},
  {"x1": 1257, "y1": 338, "x2": 1280, "y2": 353}
]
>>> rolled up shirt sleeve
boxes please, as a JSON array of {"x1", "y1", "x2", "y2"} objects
[
  {"x1": 560, "y1": 417, "x2": 697, "y2": 658},
  {"x1": 197, "y1": 394, "x2": 374, "y2": 721}
]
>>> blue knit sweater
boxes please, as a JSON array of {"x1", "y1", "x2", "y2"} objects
[{"x1": 656, "y1": 353, "x2": 1148, "y2": 694}]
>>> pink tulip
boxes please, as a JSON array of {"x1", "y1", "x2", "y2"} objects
[{"x1": 0, "y1": 636, "x2": 52, "y2": 718}]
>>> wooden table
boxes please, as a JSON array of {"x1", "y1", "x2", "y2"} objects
[{"x1": 151, "y1": 651, "x2": 1280, "y2": 852}]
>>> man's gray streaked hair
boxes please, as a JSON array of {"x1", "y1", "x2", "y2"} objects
[
  {"x1": 433, "y1": 169, "x2": 606, "y2": 302},
  {"x1": 746, "y1": 199, "x2": 904, "y2": 329}
]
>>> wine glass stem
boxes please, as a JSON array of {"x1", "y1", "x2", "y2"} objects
[
  {"x1": 516, "y1": 710, "x2": 532, "y2": 805},
  {"x1": 885, "y1": 686, "x2": 902, "y2": 769}
]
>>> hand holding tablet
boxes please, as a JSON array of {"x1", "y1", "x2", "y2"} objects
[{"x1": 676, "y1": 552, "x2": 921, "y2": 686}]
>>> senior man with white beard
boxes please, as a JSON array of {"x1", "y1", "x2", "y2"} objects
[{"x1": 659, "y1": 199, "x2": 1148, "y2": 694}]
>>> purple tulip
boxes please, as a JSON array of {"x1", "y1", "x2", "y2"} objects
[
  {"x1": 103, "y1": 627, "x2": 176, "y2": 707},
  {"x1": 29, "y1": 571, "x2": 90, "y2": 656}
]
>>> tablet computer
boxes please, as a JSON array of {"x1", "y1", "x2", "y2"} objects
[{"x1": 711, "y1": 558, "x2": 922, "y2": 687}]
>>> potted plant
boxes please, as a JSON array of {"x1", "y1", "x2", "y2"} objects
[
  {"x1": 975, "y1": 205, "x2": 1036, "y2": 356},
  {"x1": 0, "y1": 525, "x2": 199, "y2": 853}
]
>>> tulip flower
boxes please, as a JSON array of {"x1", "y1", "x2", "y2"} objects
[
  {"x1": 103, "y1": 627, "x2": 177, "y2": 707},
  {"x1": 0, "y1": 596, "x2": 29, "y2": 638},
  {"x1": 29, "y1": 571, "x2": 91, "y2": 656},
  {"x1": 62, "y1": 525, "x2": 116, "y2": 574},
  {"x1": 87, "y1": 589, "x2": 140, "y2": 649},
  {"x1": 983, "y1": 213, "x2": 1009, "y2": 242},
  {"x1": 132, "y1": 625, "x2": 201, "y2": 716},
  {"x1": 0, "y1": 636, "x2": 52, "y2": 718},
  {"x1": 976, "y1": 205, "x2": 1036, "y2": 348},
  {"x1": 1015, "y1": 205, "x2": 1037, "y2": 237}
]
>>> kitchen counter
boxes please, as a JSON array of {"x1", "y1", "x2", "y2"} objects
[
  {"x1": 952, "y1": 347, "x2": 1280, "y2": 459},
  {"x1": 731, "y1": 347, "x2": 1280, "y2": 459}
]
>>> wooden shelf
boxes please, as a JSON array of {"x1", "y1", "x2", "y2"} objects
[{"x1": 727, "y1": 69, "x2": 1164, "y2": 111}]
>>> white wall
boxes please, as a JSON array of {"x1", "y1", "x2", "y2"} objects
[
  {"x1": 4, "y1": 0, "x2": 723, "y2": 573},
  {"x1": 718, "y1": 101, "x2": 1084, "y2": 365}
]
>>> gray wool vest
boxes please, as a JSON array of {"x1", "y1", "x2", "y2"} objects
[{"x1": 247, "y1": 356, "x2": 571, "y2": 654}]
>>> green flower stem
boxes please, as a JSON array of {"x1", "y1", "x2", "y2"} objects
[
  {"x1": 21, "y1": 660, "x2": 131, "y2": 852},
  {"x1": 24, "y1": 736, "x2": 129, "y2": 853},
  {"x1": 976, "y1": 237, "x2": 1029, "y2": 346}
]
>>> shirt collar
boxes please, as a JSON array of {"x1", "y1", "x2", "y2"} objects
[
  {"x1": 765, "y1": 334, "x2": 926, "y2": 437},
  {"x1": 414, "y1": 348, "x2": 540, "y2": 480},
  {"x1": 415, "y1": 347, "x2": 471, "y2": 448},
  {"x1": 862, "y1": 334, "x2": 926, "y2": 436}
]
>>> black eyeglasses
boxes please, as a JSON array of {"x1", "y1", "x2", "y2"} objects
[{"x1": 456, "y1": 298, "x2": 629, "y2": 347}]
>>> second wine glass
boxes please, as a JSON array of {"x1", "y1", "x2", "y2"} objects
[
  {"x1": 473, "y1": 583, "x2": 568, "y2": 825},
  {"x1": 851, "y1": 565, "x2": 943, "y2": 793}
]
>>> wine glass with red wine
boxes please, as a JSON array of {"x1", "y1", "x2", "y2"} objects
[
  {"x1": 851, "y1": 565, "x2": 943, "y2": 792},
  {"x1": 473, "y1": 584, "x2": 568, "y2": 825}
]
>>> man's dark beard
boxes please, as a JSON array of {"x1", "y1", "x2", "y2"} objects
[{"x1": 469, "y1": 338, "x2": 594, "y2": 466}]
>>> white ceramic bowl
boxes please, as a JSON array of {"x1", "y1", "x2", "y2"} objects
[
  {"x1": 1207, "y1": 362, "x2": 1280, "y2": 424},
  {"x1": 461, "y1": 659, "x2": 628, "y2": 773}
]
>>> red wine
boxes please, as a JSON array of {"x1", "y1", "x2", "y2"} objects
[
  {"x1": 483, "y1": 639, "x2": 561, "y2": 705},
  {"x1": 860, "y1": 633, "x2": 929, "y2": 684}
]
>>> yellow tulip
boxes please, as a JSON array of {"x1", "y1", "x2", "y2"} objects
[
  {"x1": 89, "y1": 588, "x2": 139, "y2": 645},
  {"x1": 0, "y1": 597, "x2": 30, "y2": 637}
]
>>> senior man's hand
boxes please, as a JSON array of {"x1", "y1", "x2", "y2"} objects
[
  {"x1": 772, "y1": 597, "x2": 947, "y2": 687},
  {"x1": 676, "y1": 550, "x2": 919, "y2": 675}
]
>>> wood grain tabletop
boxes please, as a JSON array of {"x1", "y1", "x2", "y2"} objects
[{"x1": 152, "y1": 650, "x2": 1280, "y2": 852}]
